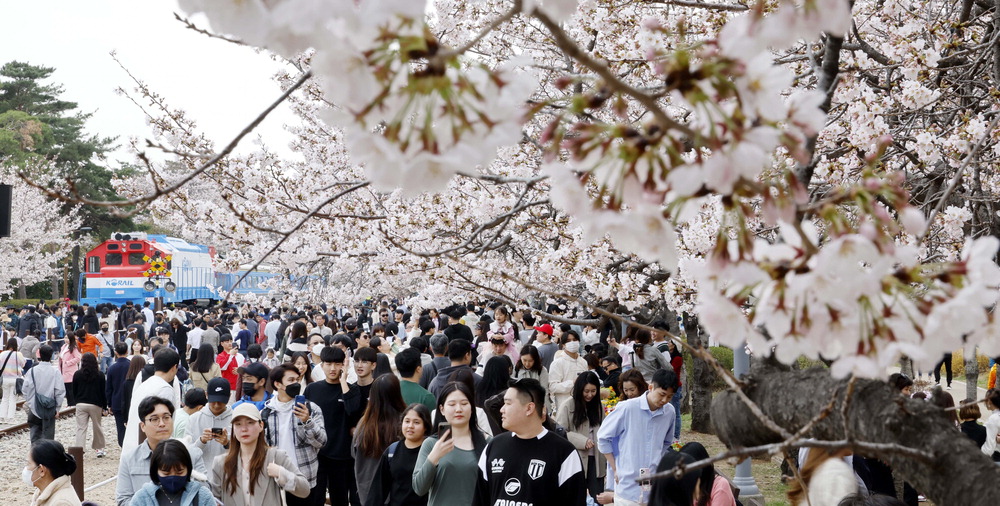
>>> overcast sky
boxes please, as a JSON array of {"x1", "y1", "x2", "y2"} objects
[{"x1": 3, "y1": 1, "x2": 298, "y2": 167}]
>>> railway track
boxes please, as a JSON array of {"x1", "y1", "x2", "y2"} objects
[{"x1": 0, "y1": 400, "x2": 76, "y2": 439}]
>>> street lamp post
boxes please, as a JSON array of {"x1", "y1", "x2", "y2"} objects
[{"x1": 732, "y1": 340, "x2": 764, "y2": 505}]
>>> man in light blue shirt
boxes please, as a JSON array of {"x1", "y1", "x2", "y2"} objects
[{"x1": 597, "y1": 368, "x2": 678, "y2": 505}]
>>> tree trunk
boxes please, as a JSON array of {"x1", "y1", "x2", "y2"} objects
[
  {"x1": 684, "y1": 312, "x2": 713, "y2": 433},
  {"x1": 966, "y1": 348, "x2": 979, "y2": 403},
  {"x1": 900, "y1": 356, "x2": 913, "y2": 378},
  {"x1": 710, "y1": 366, "x2": 1000, "y2": 505},
  {"x1": 17, "y1": 280, "x2": 26, "y2": 299},
  {"x1": 50, "y1": 275, "x2": 58, "y2": 300}
]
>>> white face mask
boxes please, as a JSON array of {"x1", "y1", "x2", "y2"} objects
[
  {"x1": 22, "y1": 465, "x2": 37, "y2": 486},
  {"x1": 564, "y1": 341, "x2": 580, "y2": 354},
  {"x1": 311, "y1": 344, "x2": 325, "y2": 356}
]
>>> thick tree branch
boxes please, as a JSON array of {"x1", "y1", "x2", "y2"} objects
[{"x1": 711, "y1": 367, "x2": 1000, "y2": 504}]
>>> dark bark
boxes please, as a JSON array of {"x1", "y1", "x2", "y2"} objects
[
  {"x1": 899, "y1": 356, "x2": 914, "y2": 378},
  {"x1": 711, "y1": 366, "x2": 1000, "y2": 505},
  {"x1": 684, "y1": 312, "x2": 713, "y2": 433},
  {"x1": 795, "y1": 34, "x2": 845, "y2": 188},
  {"x1": 966, "y1": 351, "x2": 979, "y2": 403}
]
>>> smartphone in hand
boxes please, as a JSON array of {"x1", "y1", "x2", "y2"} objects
[{"x1": 437, "y1": 422, "x2": 451, "y2": 441}]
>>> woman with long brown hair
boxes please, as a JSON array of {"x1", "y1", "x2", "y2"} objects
[
  {"x1": 210, "y1": 403, "x2": 310, "y2": 506},
  {"x1": 617, "y1": 368, "x2": 648, "y2": 400},
  {"x1": 58, "y1": 332, "x2": 81, "y2": 406},
  {"x1": 366, "y1": 403, "x2": 433, "y2": 506},
  {"x1": 353, "y1": 373, "x2": 407, "y2": 504},
  {"x1": 120, "y1": 355, "x2": 147, "y2": 420},
  {"x1": 71, "y1": 353, "x2": 107, "y2": 457}
]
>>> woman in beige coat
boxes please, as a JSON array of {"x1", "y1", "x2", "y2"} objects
[
  {"x1": 26, "y1": 440, "x2": 81, "y2": 506},
  {"x1": 210, "y1": 403, "x2": 310, "y2": 506},
  {"x1": 555, "y1": 371, "x2": 607, "y2": 504}
]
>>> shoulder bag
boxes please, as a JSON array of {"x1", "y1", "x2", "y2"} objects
[{"x1": 29, "y1": 366, "x2": 57, "y2": 418}]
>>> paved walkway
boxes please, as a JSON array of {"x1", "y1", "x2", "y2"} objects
[{"x1": 890, "y1": 366, "x2": 990, "y2": 423}]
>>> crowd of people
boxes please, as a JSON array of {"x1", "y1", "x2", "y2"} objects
[
  {"x1": 1, "y1": 299, "x2": 685, "y2": 506},
  {"x1": 0, "y1": 298, "x2": 987, "y2": 506}
]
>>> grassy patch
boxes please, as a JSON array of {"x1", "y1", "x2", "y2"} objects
[
  {"x1": 0, "y1": 298, "x2": 77, "y2": 307},
  {"x1": 680, "y1": 413, "x2": 787, "y2": 504}
]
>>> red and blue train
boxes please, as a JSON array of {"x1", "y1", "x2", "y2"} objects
[{"x1": 82, "y1": 232, "x2": 278, "y2": 306}]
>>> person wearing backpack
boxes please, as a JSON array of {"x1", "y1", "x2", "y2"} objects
[
  {"x1": 22, "y1": 344, "x2": 65, "y2": 442},
  {"x1": 365, "y1": 403, "x2": 432, "y2": 506}
]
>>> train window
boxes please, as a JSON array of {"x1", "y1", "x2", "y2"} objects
[
  {"x1": 129, "y1": 243, "x2": 143, "y2": 250},
  {"x1": 106, "y1": 253, "x2": 122, "y2": 266},
  {"x1": 128, "y1": 253, "x2": 145, "y2": 265},
  {"x1": 87, "y1": 257, "x2": 100, "y2": 273},
  {"x1": 107, "y1": 244, "x2": 120, "y2": 250}
]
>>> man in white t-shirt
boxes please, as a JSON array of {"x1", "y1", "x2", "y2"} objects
[
  {"x1": 141, "y1": 302, "x2": 155, "y2": 335},
  {"x1": 264, "y1": 315, "x2": 282, "y2": 351},
  {"x1": 122, "y1": 347, "x2": 181, "y2": 455},
  {"x1": 188, "y1": 321, "x2": 204, "y2": 358}
]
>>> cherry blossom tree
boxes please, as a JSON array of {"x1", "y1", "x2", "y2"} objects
[
  {"x1": 0, "y1": 164, "x2": 83, "y2": 297},
  {"x1": 20, "y1": 0, "x2": 1000, "y2": 500}
]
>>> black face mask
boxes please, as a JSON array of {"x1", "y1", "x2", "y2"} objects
[
  {"x1": 284, "y1": 383, "x2": 301, "y2": 398},
  {"x1": 101, "y1": 327, "x2": 109, "y2": 332},
  {"x1": 242, "y1": 382, "x2": 257, "y2": 397}
]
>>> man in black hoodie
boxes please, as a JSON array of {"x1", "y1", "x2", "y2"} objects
[
  {"x1": 17, "y1": 306, "x2": 41, "y2": 338},
  {"x1": 442, "y1": 307, "x2": 474, "y2": 343},
  {"x1": 427, "y1": 338, "x2": 482, "y2": 398}
]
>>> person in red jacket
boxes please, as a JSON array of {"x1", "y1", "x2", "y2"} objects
[{"x1": 215, "y1": 334, "x2": 245, "y2": 403}]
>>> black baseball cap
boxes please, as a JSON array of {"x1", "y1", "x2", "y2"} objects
[
  {"x1": 206, "y1": 377, "x2": 231, "y2": 403},
  {"x1": 243, "y1": 362, "x2": 269, "y2": 380}
]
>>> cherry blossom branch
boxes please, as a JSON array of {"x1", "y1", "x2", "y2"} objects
[
  {"x1": 920, "y1": 111, "x2": 1000, "y2": 241},
  {"x1": 437, "y1": 3, "x2": 520, "y2": 58},
  {"x1": 531, "y1": 9, "x2": 696, "y2": 138},
  {"x1": 645, "y1": 0, "x2": 750, "y2": 11},
  {"x1": 646, "y1": 438, "x2": 934, "y2": 484},
  {"x1": 18, "y1": 70, "x2": 313, "y2": 215},
  {"x1": 440, "y1": 267, "x2": 602, "y2": 326},
  {"x1": 173, "y1": 13, "x2": 248, "y2": 46},
  {"x1": 380, "y1": 197, "x2": 550, "y2": 258},
  {"x1": 218, "y1": 181, "x2": 369, "y2": 303}
]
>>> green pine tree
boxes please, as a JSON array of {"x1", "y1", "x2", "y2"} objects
[{"x1": 0, "y1": 60, "x2": 139, "y2": 235}]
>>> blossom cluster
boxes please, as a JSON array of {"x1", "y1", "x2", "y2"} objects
[{"x1": 103, "y1": 0, "x2": 1000, "y2": 379}]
